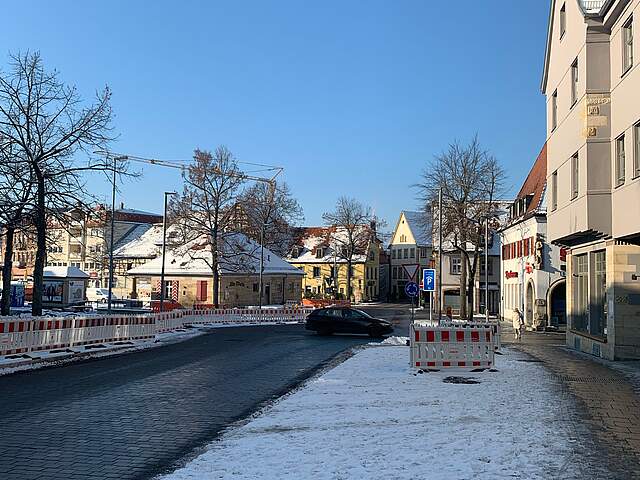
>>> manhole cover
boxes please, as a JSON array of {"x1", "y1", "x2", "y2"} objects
[{"x1": 443, "y1": 376, "x2": 480, "y2": 385}]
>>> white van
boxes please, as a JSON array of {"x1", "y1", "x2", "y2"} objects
[{"x1": 86, "y1": 288, "x2": 118, "y2": 303}]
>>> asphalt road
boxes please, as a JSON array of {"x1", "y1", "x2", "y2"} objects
[{"x1": 0, "y1": 324, "x2": 376, "y2": 480}]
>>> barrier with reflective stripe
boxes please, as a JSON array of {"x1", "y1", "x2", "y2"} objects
[
  {"x1": 437, "y1": 321, "x2": 501, "y2": 352},
  {"x1": 410, "y1": 324, "x2": 494, "y2": 370}
]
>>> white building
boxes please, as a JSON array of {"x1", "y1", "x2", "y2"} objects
[
  {"x1": 499, "y1": 145, "x2": 567, "y2": 329},
  {"x1": 388, "y1": 211, "x2": 432, "y2": 303}
]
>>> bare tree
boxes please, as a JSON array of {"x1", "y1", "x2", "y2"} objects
[
  {"x1": 0, "y1": 138, "x2": 36, "y2": 315},
  {"x1": 240, "y1": 181, "x2": 304, "y2": 257},
  {"x1": 170, "y1": 147, "x2": 246, "y2": 307},
  {"x1": 322, "y1": 197, "x2": 382, "y2": 302},
  {"x1": 0, "y1": 52, "x2": 116, "y2": 315},
  {"x1": 417, "y1": 136, "x2": 506, "y2": 320}
]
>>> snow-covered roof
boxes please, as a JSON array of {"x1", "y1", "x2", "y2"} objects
[
  {"x1": 287, "y1": 226, "x2": 373, "y2": 264},
  {"x1": 401, "y1": 211, "x2": 432, "y2": 246},
  {"x1": 114, "y1": 224, "x2": 164, "y2": 259},
  {"x1": 43, "y1": 266, "x2": 90, "y2": 279},
  {"x1": 127, "y1": 233, "x2": 303, "y2": 277}
]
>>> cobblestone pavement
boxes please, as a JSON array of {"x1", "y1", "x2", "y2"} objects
[
  {"x1": 0, "y1": 325, "x2": 374, "y2": 480},
  {"x1": 503, "y1": 324, "x2": 640, "y2": 479}
]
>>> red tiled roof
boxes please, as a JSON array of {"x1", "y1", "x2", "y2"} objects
[{"x1": 516, "y1": 143, "x2": 547, "y2": 218}]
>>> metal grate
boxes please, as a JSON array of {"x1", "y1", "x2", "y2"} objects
[{"x1": 551, "y1": 375, "x2": 628, "y2": 384}]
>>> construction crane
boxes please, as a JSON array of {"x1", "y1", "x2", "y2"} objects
[
  {"x1": 94, "y1": 150, "x2": 282, "y2": 313},
  {"x1": 94, "y1": 150, "x2": 283, "y2": 185}
]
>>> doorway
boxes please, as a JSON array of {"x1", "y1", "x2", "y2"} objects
[{"x1": 526, "y1": 282, "x2": 534, "y2": 327}]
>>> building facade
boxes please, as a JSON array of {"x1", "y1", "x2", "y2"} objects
[
  {"x1": 388, "y1": 211, "x2": 432, "y2": 303},
  {"x1": 542, "y1": 0, "x2": 640, "y2": 359},
  {"x1": 499, "y1": 145, "x2": 567, "y2": 330},
  {"x1": 287, "y1": 226, "x2": 381, "y2": 303}
]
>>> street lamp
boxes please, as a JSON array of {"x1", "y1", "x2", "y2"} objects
[
  {"x1": 107, "y1": 155, "x2": 128, "y2": 315},
  {"x1": 258, "y1": 221, "x2": 267, "y2": 311},
  {"x1": 159, "y1": 191, "x2": 177, "y2": 312}
]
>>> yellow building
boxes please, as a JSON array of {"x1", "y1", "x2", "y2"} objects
[{"x1": 286, "y1": 226, "x2": 381, "y2": 303}]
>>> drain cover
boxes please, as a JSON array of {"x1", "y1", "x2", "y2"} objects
[{"x1": 443, "y1": 376, "x2": 480, "y2": 385}]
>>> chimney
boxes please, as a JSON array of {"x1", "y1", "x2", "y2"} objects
[{"x1": 120, "y1": 202, "x2": 125, "y2": 210}]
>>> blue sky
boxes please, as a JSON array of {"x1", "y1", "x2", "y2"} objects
[{"x1": 1, "y1": 1, "x2": 548, "y2": 229}]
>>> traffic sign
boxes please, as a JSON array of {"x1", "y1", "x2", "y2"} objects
[
  {"x1": 405, "y1": 282, "x2": 419, "y2": 297},
  {"x1": 402, "y1": 264, "x2": 419, "y2": 280},
  {"x1": 422, "y1": 269, "x2": 436, "y2": 291}
]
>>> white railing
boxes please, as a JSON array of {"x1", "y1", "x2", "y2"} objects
[{"x1": 0, "y1": 307, "x2": 313, "y2": 360}]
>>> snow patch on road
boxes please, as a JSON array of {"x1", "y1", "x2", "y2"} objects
[{"x1": 159, "y1": 346, "x2": 590, "y2": 480}]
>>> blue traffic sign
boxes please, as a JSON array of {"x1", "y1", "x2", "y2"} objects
[
  {"x1": 405, "y1": 282, "x2": 419, "y2": 297},
  {"x1": 422, "y1": 269, "x2": 436, "y2": 292}
]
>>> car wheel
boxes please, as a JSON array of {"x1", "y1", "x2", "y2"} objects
[{"x1": 100, "y1": 298, "x2": 107, "y2": 303}]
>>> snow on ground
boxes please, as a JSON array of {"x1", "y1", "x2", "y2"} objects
[{"x1": 160, "y1": 345, "x2": 589, "y2": 480}]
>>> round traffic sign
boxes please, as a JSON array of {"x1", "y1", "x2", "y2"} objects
[{"x1": 405, "y1": 282, "x2": 419, "y2": 297}]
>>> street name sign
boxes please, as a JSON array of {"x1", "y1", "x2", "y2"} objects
[{"x1": 422, "y1": 269, "x2": 436, "y2": 292}]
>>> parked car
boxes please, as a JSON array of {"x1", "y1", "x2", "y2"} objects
[
  {"x1": 305, "y1": 307, "x2": 393, "y2": 337},
  {"x1": 86, "y1": 287, "x2": 118, "y2": 303}
]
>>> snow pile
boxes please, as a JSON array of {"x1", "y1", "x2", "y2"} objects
[
  {"x1": 375, "y1": 335, "x2": 408, "y2": 346},
  {"x1": 160, "y1": 346, "x2": 596, "y2": 480}
]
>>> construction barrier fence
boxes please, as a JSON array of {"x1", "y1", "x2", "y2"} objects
[
  {"x1": 0, "y1": 306, "x2": 314, "y2": 359},
  {"x1": 410, "y1": 323, "x2": 495, "y2": 370}
]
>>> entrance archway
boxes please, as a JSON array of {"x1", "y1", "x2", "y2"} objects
[
  {"x1": 525, "y1": 281, "x2": 534, "y2": 327},
  {"x1": 547, "y1": 279, "x2": 566, "y2": 328}
]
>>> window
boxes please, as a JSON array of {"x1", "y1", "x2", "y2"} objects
[
  {"x1": 634, "y1": 122, "x2": 640, "y2": 178},
  {"x1": 196, "y1": 281, "x2": 208, "y2": 302},
  {"x1": 479, "y1": 260, "x2": 493, "y2": 276},
  {"x1": 571, "y1": 59, "x2": 578, "y2": 106},
  {"x1": 313, "y1": 266, "x2": 321, "y2": 278},
  {"x1": 315, "y1": 248, "x2": 324, "y2": 259},
  {"x1": 616, "y1": 134, "x2": 626, "y2": 186},
  {"x1": 409, "y1": 247, "x2": 415, "y2": 258},
  {"x1": 592, "y1": 250, "x2": 607, "y2": 337},
  {"x1": 400, "y1": 234, "x2": 407, "y2": 243},
  {"x1": 552, "y1": 90, "x2": 558, "y2": 130},
  {"x1": 560, "y1": 3, "x2": 566, "y2": 38},
  {"x1": 571, "y1": 152, "x2": 579, "y2": 199},
  {"x1": 574, "y1": 254, "x2": 588, "y2": 333},
  {"x1": 551, "y1": 170, "x2": 558, "y2": 210},
  {"x1": 451, "y1": 257, "x2": 462, "y2": 275},
  {"x1": 392, "y1": 249, "x2": 396, "y2": 260},
  {"x1": 623, "y1": 16, "x2": 634, "y2": 73},
  {"x1": 403, "y1": 248, "x2": 408, "y2": 259}
]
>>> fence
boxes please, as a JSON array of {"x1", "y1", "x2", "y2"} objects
[
  {"x1": 416, "y1": 319, "x2": 501, "y2": 352},
  {"x1": 410, "y1": 323, "x2": 494, "y2": 370},
  {"x1": 0, "y1": 307, "x2": 313, "y2": 360}
]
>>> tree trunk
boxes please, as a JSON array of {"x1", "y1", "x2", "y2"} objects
[
  {"x1": 346, "y1": 259, "x2": 353, "y2": 302},
  {"x1": 459, "y1": 255, "x2": 467, "y2": 320},
  {"x1": 1, "y1": 226, "x2": 15, "y2": 316},
  {"x1": 32, "y1": 175, "x2": 46, "y2": 316}
]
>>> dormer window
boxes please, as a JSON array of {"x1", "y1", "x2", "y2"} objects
[
  {"x1": 315, "y1": 247, "x2": 324, "y2": 259},
  {"x1": 290, "y1": 246, "x2": 300, "y2": 258}
]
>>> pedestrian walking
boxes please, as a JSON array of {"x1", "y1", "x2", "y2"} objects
[{"x1": 513, "y1": 308, "x2": 524, "y2": 341}]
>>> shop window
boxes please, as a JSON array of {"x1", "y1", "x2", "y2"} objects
[
  {"x1": 573, "y1": 254, "x2": 588, "y2": 333},
  {"x1": 592, "y1": 251, "x2": 607, "y2": 337}
]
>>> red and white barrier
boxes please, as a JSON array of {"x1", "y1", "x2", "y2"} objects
[
  {"x1": 0, "y1": 306, "x2": 314, "y2": 360},
  {"x1": 437, "y1": 320, "x2": 501, "y2": 352},
  {"x1": 410, "y1": 324, "x2": 494, "y2": 370}
]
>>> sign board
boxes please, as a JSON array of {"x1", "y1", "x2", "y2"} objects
[
  {"x1": 402, "y1": 264, "x2": 419, "y2": 280},
  {"x1": 422, "y1": 269, "x2": 436, "y2": 292},
  {"x1": 405, "y1": 282, "x2": 419, "y2": 297}
]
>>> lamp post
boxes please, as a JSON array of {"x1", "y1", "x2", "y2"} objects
[
  {"x1": 437, "y1": 187, "x2": 443, "y2": 323},
  {"x1": 107, "y1": 155, "x2": 128, "y2": 315},
  {"x1": 159, "y1": 191, "x2": 177, "y2": 312},
  {"x1": 258, "y1": 222, "x2": 266, "y2": 311},
  {"x1": 485, "y1": 217, "x2": 489, "y2": 322}
]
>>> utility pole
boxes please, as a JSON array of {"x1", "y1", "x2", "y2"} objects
[
  {"x1": 107, "y1": 155, "x2": 128, "y2": 314},
  {"x1": 159, "y1": 191, "x2": 176, "y2": 312},
  {"x1": 485, "y1": 217, "x2": 489, "y2": 322},
  {"x1": 438, "y1": 187, "x2": 443, "y2": 323},
  {"x1": 258, "y1": 222, "x2": 265, "y2": 311}
]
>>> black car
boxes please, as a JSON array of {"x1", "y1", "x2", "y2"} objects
[{"x1": 305, "y1": 307, "x2": 393, "y2": 338}]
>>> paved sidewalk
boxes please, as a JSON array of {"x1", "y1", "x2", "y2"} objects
[
  {"x1": 160, "y1": 344, "x2": 619, "y2": 480},
  {"x1": 503, "y1": 323, "x2": 640, "y2": 478}
]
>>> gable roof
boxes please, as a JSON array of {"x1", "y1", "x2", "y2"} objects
[
  {"x1": 402, "y1": 211, "x2": 432, "y2": 247},
  {"x1": 287, "y1": 226, "x2": 374, "y2": 264},
  {"x1": 127, "y1": 233, "x2": 303, "y2": 277},
  {"x1": 516, "y1": 144, "x2": 548, "y2": 218}
]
